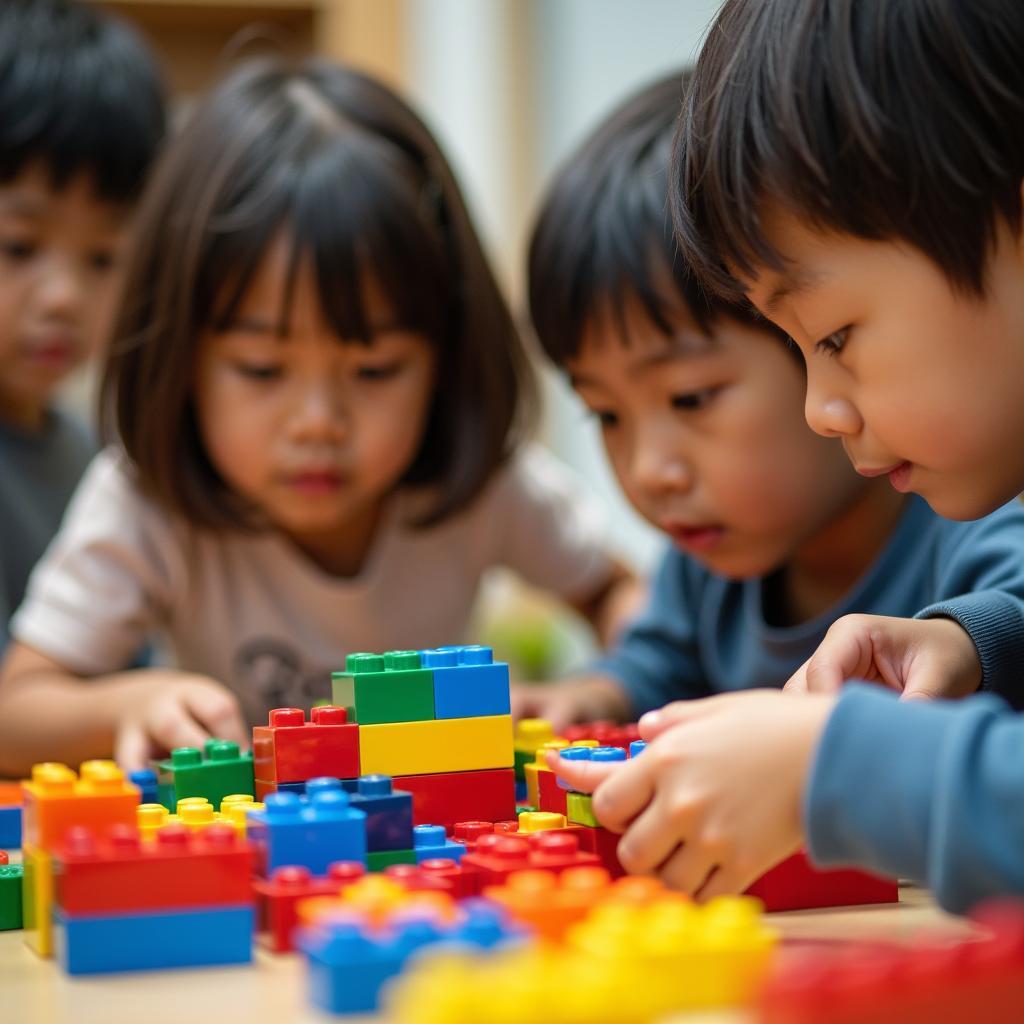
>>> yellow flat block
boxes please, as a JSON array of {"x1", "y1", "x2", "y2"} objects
[
  {"x1": 22, "y1": 843, "x2": 53, "y2": 957},
  {"x1": 359, "y1": 715, "x2": 513, "y2": 777}
]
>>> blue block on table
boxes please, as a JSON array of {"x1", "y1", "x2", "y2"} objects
[
  {"x1": 128, "y1": 769, "x2": 159, "y2": 806},
  {"x1": 421, "y1": 645, "x2": 511, "y2": 719},
  {"x1": 248, "y1": 789, "x2": 367, "y2": 874},
  {"x1": 556, "y1": 745, "x2": 626, "y2": 790},
  {"x1": 412, "y1": 824, "x2": 466, "y2": 864},
  {"x1": 0, "y1": 806, "x2": 22, "y2": 848},
  {"x1": 349, "y1": 776, "x2": 413, "y2": 852},
  {"x1": 54, "y1": 904, "x2": 253, "y2": 974}
]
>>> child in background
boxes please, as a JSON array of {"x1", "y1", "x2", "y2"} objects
[
  {"x1": 0, "y1": 57, "x2": 635, "y2": 776},
  {"x1": 0, "y1": 0, "x2": 165, "y2": 651},
  {"x1": 512, "y1": 70, "x2": 1024, "y2": 736},
  {"x1": 554, "y1": 0, "x2": 1024, "y2": 914}
]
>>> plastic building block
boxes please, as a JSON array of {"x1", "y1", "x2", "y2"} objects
[
  {"x1": 220, "y1": 794, "x2": 264, "y2": 837},
  {"x1": 513, "y1": 718, "x2": 555, "y2": 781},
  {"x1": 484, "y1": 866, "x2": 612, "y2": 941},
  {"x1": 560, "y1": 721, "x2": 641, "y2": 750},
  {"x1": 524, "y1": 738, "x2": 569, "y2": 808},
  {"x1": 253, "y1": 863, "x2": 367, "y2": 952},
  {"x1": 298, "y1": 898, "x2": 523, "y2": 1016},
  {"x1": 22, "y1": 761, "x2": 140, "y2": 850},
  {"x1": 557, "y1": 745, "x2": 626, "y2": 790},
  {"x1": 53, "y1": 823, "x2": 252, "y2": 914},
  {"x1": 757, "y1": 902, "x2": 1024, "y2": 1024},
  {"x1": 462, "y1": 831, "x2": 599, "y2": 886},
  {"x1": 156, "y1": 738, "x2": 254, "y2": 810},
  {"x1": 745, "y1": 849, "x2": 897, "y2": 911},
  {"x1": 174, "y1": 796, "x2": 228, "y2": 831},
  {"x1": 566, "y1": 791, "x2": 598, "y2": 827},
  {"x1": 0, "y1": 782, "x2": 22, "y2": 805},
  {"x1": 0, "y1": 805, "x2": 21, "y2": 848},
  {"x1": 0, "y1": 859, "x2": 23, "y2": 930},
  {"x1": 136, "y1": 803, "x2": 180, "y2": 840},
  {"x1": 393, "y1": 767, "x2": 515, "y2": 829},
  {"x1": 537, "y1": 764, "x2": 568, "y2": 815},
  {"x1": 412, "y1": 825, "x2": 466, "y2": 863},
  {"x1": 417, "y1": 858, "x2": 482, "y2": 899},
  {"x1": 368, "y1": 848, "x2": 416, "y2": 872},
  {"x1": 255, "y1": 777, "x2": 312, "y2": 800},
  {"x1": 253, "y1": 705, "x2": 359, "y2": 784},
  {"x1": 332, "y1": 651, "x2": 435, "y2": 725},
  {"x1": 517, "y1": 810, "x2": 568, "y2": 834},
  {"x1": 629, "y1": 739, "x2": 647, "y2": 758},
  {"x1": 359, "y1": 714, "x2": 513, "y2": 777},
  {"x1": 248, "y1": 789, "x2": 367, "y2": 875},
  {"x1": 575, "y1": 823, "x2": 626, "y2": 878},
  {"x1": 421, "y1": 645, "x2": 511, "y2": 719},
  {"x1": 349, "y1": 775, "x2": 414, "y2": 852},
  {"x1": 128, "y1": 769, "x2": 159, "y2": 805},
  {"x1": 22, "y1": 842, "x2": 54, "y2": 956},
  {"x1": 54, "y1": 903, "x2": 253, "y2": 974}
]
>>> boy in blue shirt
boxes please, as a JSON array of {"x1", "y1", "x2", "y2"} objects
[
  {"x1": 515, "y1": 70, "x2": 1024, "y2": 740},
  {"x1": 0, "y1": 0, "x2": 165, "y2": 651},
  {"x1": 553, "y1": 0, "x2": 1024, "y2": 914}
]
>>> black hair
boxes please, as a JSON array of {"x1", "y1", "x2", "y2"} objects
[
  {"x1": 673, "y1": 0, "x2": 1024, "y2": 300},
  {"x1": 0, "y1": 0, "x2": 166, "y2": 201},
  {"x1": 102, "y1": 56, "x2": 534, "y2": 529},
  {"x1": 529, "y1": 69, "x2": 785, "y2": 366}
]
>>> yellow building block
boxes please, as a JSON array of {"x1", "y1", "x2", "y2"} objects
[
  {"x1": 136, "y1": 803, "x2": 180, "y2": 841},
  {"x1": 524, "y1": 739, "x2": 568, "y2": 807},
  {"x1": 513, "y1": 718, "x2": 555, "y2": 756},
  {"x1": 517, "y1": 811, "x2": 567, "y2": 833},
  {"x1": 358, "y1": 715, "x2": 513, "y2": 776},
  {"x1": 22, "y1": 843, "x2": 54, "y2": 957},
  {"x1": 220, "y1": 794, "x2": 263, "y2": 838}
]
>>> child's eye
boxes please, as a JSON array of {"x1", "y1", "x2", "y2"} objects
[
  {"x1": 88, "y1": 249, "x2": 117, "y2": 272},
  {"x1": 233, "y1": 363, "x2": 283, "y2": 381},
  {"x1": 814, "y1": 327, "x2": 850, "y2": 358},
  {"x1": 0, "y1": 239, "x2": 36, "y2": 261},
  {"x1": 671, "y1": 387, "x2": 718, "y2": 411},
  {"x1": 584, "y1": 407, "x2": 618, "y2": 429},
  {"x1": 356, "y1": 362, "x2": 402, "y2": 381}
]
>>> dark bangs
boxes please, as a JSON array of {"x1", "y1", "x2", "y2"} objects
[
  {"x1": 673, "y1": 0, "x2": 1024, "y2": 301},
  {"x1": 529, "y1": 70, "x2": 778, "y2": 367},
  {"x1": 0, "y1": 0, "x2": 165, "y2": 201},
  {"x1": 103, "y1": 57, "x2": 531, "y2": 530}
]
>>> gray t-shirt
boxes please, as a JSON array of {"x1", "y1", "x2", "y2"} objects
[
  {"x1": 12, "y1": 444, "x2": 616, "y2": 726},
  {"x1": 0, "y1": 408, "x2": 95, "y2": 652}
]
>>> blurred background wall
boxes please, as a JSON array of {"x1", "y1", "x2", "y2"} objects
[{"x1": 90, "y1": 0, "x2": 724, "y2": 675}]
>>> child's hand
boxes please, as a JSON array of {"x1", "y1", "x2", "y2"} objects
[
  {"x1": 509, "y1": 675, "x2": 632, "y2": 732},
  {"x1": 114, "y1": 673, "x2": 248, "y2": 772},
  {"x1": 547, "y1": 690, "x2": 834, "y2": 899},
  {"x1": 785, "y1": 614, "x2": 982, "y2": 701}
]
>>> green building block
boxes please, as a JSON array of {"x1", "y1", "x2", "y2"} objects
[
  {"x1": 367, "y1": 848, "x2": 416, "y2": 872},
  {"x1": 156, "y1": 738, "x2": 254, "y2": 810},
  {"x1": 331, "y1": 651, "x2": 435, "y2": 725},
  {"x1": 0, "y1": 864, "x2": 24, "y2": 930},
  {"x1": 566, "y1": 791, "x2": 598, "y2": 828},
  {"x1": 513, "y1": 749, "x2": 533, "y2": 782}
]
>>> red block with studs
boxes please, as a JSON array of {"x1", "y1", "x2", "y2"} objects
[
  {"x1": 53, "y1": 823, "x2": 252, "y2": 913},
  {"x1": 537, "y1": 769, "x2": 568, "y2": 816},
  {"x1": 461, "y1": 831, "x2": 599, "y2": 887},
  {"x1": 253, "y1": 706, "x2": 359, "y2": 785},
  {"x1": 575, "y1": 824, "x2": 626, "y2": 878},
  {"x1": 392, "y1": 768, "x2": 515, "y2": 829}
]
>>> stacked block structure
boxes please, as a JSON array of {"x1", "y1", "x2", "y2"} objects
[{"x1": 156, "y1": 738, "x2": 254, "y2": 810}]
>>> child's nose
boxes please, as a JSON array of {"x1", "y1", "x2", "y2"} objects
[
  {"x1": 805, "y1": 382, "x2": 862, "y2": 439},
  {"x1": 290, "y1": 382, "x2": 347, "y2": 442},
  {"x1": 632, "y1": 440, "x2": 692, "y2": 496},
  {"x1": 35, "y1": 255, "x2": 85, "y2": 321}
]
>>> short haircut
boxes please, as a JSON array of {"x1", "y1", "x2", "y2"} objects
[
  {"x1": 0, "y1": 0, "x2": 165, "y2": 201},
  {"x1": 101, "y1": 56, "x2": 534, "y2": 529},
  {"x1": 673, "y1": 0, "x2": 1024, "y2": 300},
  {"x1": 529, "y1": 69, "x2": 785, "y2": 367}
]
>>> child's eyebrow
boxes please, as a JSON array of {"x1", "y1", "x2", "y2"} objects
[
  {"x1": 763, "y1": 265, "x2": 828, "y2": 315},
  {"x1": 222, "y1": 315, "x2": 279, "y2": 336}
]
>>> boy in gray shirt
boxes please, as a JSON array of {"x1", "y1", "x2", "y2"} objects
[{"x1": 0, "y1": 0, "x2": 164, "y2": 649}]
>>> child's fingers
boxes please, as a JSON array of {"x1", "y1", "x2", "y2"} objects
[
  {"x1": 183, "y1": 686, "x2": 248, "y2": 750},
  {"x1": 782, "y1": 657, "x2": 812, "y2": 694},
  {"x1": 615, "y1": 795, "x2": 687, "y2": 876},
  {"x1": 544, "y1": 749, "x2": 622, "y2": 793},
  {"x1": 657, "y1": 841, "x2": 720, "y2": 897},
  {"x1": 114, "y1": 722, "x2": 151, "y2": 774},
  {"x1": 590, "y1": 756, "x2": 656, "y2": 834},
  {"x1": 693, "y1": 862, "x2": 750, "y2": 904},
  {"x1": 155, "y1": 707, "x2": 212, "y2": 754},
  {"x1": 637, "y1": 697, "x2": 719, "y2": 741}
]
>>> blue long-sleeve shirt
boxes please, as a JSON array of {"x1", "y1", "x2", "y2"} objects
[
  {"x1": 807, "y1": 684, "x2": 1024, "y2": 913},
  {"x1": 593, "y1": 495, "x2": 1024, "y2": 713}
]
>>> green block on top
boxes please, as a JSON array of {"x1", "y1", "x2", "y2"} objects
[
  {"x1": 331, "y1": 651, "x2": 435, "y2": 725},
  {"x1": 367, "y1": 848, "x2": 416, "y2": 872},
  {"x1": 0, "y1": 864, "x2": 23, "y2": 930},
  {"x1": 566, "y1": 791, "x2": 599, "y2": 828},
  {"x1": 156, "y1": 738, "x2": 255, "y2": 810}
]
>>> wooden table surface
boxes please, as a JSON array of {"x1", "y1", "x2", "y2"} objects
[{"x1": 1, "y1": 884, "x2": 973, "y2": 1024}]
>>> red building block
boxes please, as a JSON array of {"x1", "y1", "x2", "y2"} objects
[
  {"x1": 575, "y1": 824, "x2": 626, "y2": 878},
  {"x1": 417, "y1": 858, "x2": 483, "y2": 899},
  {"x1": 745, "y1": 850, "x2": 897, "y2": 912},
  {"x1": 253, "y1": 862, "x2": 366, "y2": 952},
  {"x1": 461, "y1": 831, "x2": 599, "y2": 886},
  {"x1": 559, "y1": 722, "x2": 640, "y2": 750},
  {"x1": 53, "y1": 823, "x2": 252, "y2": 914},
  {"x1": 0, "y1": 783, "x2": 23, "y2": 806},
  {"x1": 537, "y1": 768, "x2": 568, "y2": 816},
  {"x1": 392, "y1": 768, "x2": 515, "y2": 829},
  {"x1": 253, "y1": 707, "x2": 359, "y2": 784}
]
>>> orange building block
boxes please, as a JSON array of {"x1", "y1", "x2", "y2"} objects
[
  {"x1": 484, "y1": 867, "x2": 611, "y2": 941},
  {"x1": 22, "y1": 762, "x2": 140, "y2": 850}
]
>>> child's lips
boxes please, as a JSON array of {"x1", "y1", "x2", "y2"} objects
[
  {"x1": 664, "y1": 523, "x2": 725, "y2": 553},
  {"x1": 286, "y1": 469, "x2": 347, "y2": 494}
]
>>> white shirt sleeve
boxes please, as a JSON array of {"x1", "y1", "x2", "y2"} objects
[
  {"x1": 10, "y1": 448, "x2": 181, "y2": 674},
  {"x1": 483, "y1": 444, "x2": 619, "y2": 602}
]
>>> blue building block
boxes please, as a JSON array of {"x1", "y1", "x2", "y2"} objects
[
  {"x1": 305, "y1": 777, "x2": 359, "y2": 796},
  {"x1": 515, "y1": 779, "x2": 528, "y2": 802},
  {"x1": 128, "y1": 769, "x2": 159, "y2": 806},
  {"x1": 629, "y1": 739, "x2": 647, "y2": 758},
  {"x1": 412, "y1": 824, "x2": 466, "y2": 864},
  {"x1": 54, "y1": 904, "x2": 253, "y2": 974},
  {"x1": 349, "y1": 776, "x2": 413, "y2": 853},
  {"x1": 247, "y1": 789, "x2": 367, "y2": 875},
  {"x1": 421, "y1": 646, "x2": 511, "y2": 720},
  {"x1": 0, "y1": 805, "x2": 22, "y2": 848},
  {"x1": 557, "y1": 745, "x2": 626, "y2": 790},
  {"x1": 299, "y1": 900, "x2": 523, "y2": 1015}
]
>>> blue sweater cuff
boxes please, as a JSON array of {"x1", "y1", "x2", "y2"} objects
[{"x1": 916, "y1": 591, "x2": 1024, "y2": 707}]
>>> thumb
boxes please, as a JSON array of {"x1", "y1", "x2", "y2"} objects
[
  {"x1": 783, "y1": 658, "x2": 812, "y2": 695},
  {"x1": 544, "y1": 748, "x2": 622, "y2": 794},
  {"x1": 637, "y1": 697, "x2": 716, "y2": 740},
  {"x1": 802, "y1": 649, "x2": 849, "y2": 694}
]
